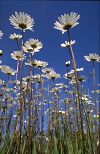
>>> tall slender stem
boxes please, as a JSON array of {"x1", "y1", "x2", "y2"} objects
[
  {"x1": 28, "y1": 53, "x2": 33, "y2": 153},
  {"x1": 40, "y1": 71, "x2": 44, "y2": 137},
  {"x1": 92, "y1": 61, "x2": 98, "y2": 135},
  {"x1": 67, "y1": 29, "x2": 85, "y2": 153},
  {"x1": 16, "y1": 60, "x2": 19, "y2": 81},
  {"x1": 19, "y1": 29, "x2": 24, "y2": 145},
  {"x1": 47, "y1": 79, "x2": 50, "y2": 132},
  {"x1": 92, "y1": 61, "x2": 97, "y2": 114},
  {"x1": 86, "y1": 112, "x2": 94, "y2": 154}
]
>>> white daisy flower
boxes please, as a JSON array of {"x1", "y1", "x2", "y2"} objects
[
  {"x1": 61, "y1": 40, "x2": 76, "y2": 47},
  {"x1": 84, "y1": 53, "x2": 100, "y2": 62},
  {"x1": 0, "y1": 50, "x2": 3, "y2": 56},
  {"x1": 1, "y1": 65, "x2": 16, "y2": 76},
  {"x1": 25, "y1": 59, "x2": 48, "y2": 68},
  {"x1": 70, "y1": 67, "x2": 84, "y2": 73},
  {"x1": 76, "y1": 67, "x2": 84, "y2": 72},
  {"x1": 34, "y1": 60, "x2": 48, "y2": 68},
  {"x1": 11, "y1": 51, "x2": 26, "y2": 61},
  {"x1": 24, "y1": 39, "x2": 43, "y2": 54},
  {"x1": 46, "y1": 71, "x2": 61, "y2": 80},
  {"x1": 9, "y1": 12, "x2": 34, "y2": 31},
  {"x1": 54, "y1": 12, "x2": 80, "y2": 34},
  {"x1": 65, "y1": 60, "x2": 70, "y2": 67},
  {"x1": 55, "y1": 83, "x2": 67, "y2": 89},
  {"x1": 78, "y1": 76, "x2": 85, "y2": 82},
  {"x1": 64, "y1": 72, "x2": 73, "y2": 80},
  {"x1": 42, "y1": 67, "x2": 55, "y2": 74},
  {"x1": 69, "y1": 79, "x2": 76, "y2": 85},
  {"x1": 9, "y1": 33, "x2": 22, "y2": 40},
  {"x1": 0, "y1": 31, "x2": 3, "y2": 39},
  {"x1": 23, "y1": 76, "x2": 33, "y2": 82},
  {"x1": 64, "y1": 67, "x2": 84, "y2": 80},
  {"x1": 91, "y1": 90, "x2": 100, "y2": 94}
]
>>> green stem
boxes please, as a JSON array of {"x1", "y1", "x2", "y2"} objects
[
  {"x1": 19, "y1": 29, "x2": 24, "y2": 145},
  {"x1": 92, "y1": 61, "x2": 97, "y2": 114},
  {"x1": 28, "y1": 53, "x2": 33, "y2": 153},
  {"x1": 86, "y1": 112, "x2": 94, "y2": 154},
  {"x1": 40, "y1": 71, "x2": 44, "y2": 137},
  {"x1": 67, "y1": 30, "x2": 85, "y2": 154},
  {"x1": 16, "y1": 60, "x2": 19, "y2": 81}
]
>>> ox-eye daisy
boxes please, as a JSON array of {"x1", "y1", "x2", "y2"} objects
[
  {"x1": 9, "y1": 12, "x2": 34, "y2": 31},
  {"x1": 1, "y1": 65, "x2": 16, "y2": 76},
  {"x1": 42, "y1": 67, "x2": 55, "y2": 74},
  {"x1": 24, "y1": 39, "x2": 43, "y2": 54},
  {"x1": 84, "y1": 53, "x2": 100, "y2": 62},
  {"x1": 25, "y1": 59, "x2": 48, "y2": 68},
  {"x1": 0, "y1": 50, "x2": 3, "y2": 56},
  {"x1": 9, "y1": 33, "x2": 22, "y2": 40},
  {"x1": 61, "y1": 40, "x2": 76, "y2": 47},
  {"x1": 70, "y1": 67, "x2": 84, "y2": 73},
  {"x1": 11, "y1": 51, "x2": 26, "y2": 61},
  {"x1": 65, "y1": 60, "x2": 70, "y2": 67},
  {"x1": 46, "y1": 71, "x2": 61, "y2": 80},
  {"x1": 54, "y1": 12, "x2": 80, "y2": 34},
  {"x1": 33, "y1": 60, "x2": 48, "y2": 68}
]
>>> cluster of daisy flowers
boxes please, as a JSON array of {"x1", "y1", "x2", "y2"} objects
[{"x1": 0, "y1": 11, "x2": 100, "y2": 146}]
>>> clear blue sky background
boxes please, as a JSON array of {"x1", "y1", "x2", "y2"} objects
[{"x1": 0, "y1": 0, "x2": 100, "y2": 86}]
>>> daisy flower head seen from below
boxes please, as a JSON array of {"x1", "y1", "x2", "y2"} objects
[
  {"x1": 34, "y1": 60, "x2": 48, "y2": 68},
  {"x1": 0, "y1": 50, "x2": 3, "y2": 56},
  {"x1": 64, "y1": 72, "x2": 73, "y2": 80},
  {"x1": 1, "y1": 65, "x2": 16, "y2": 76},
  {"x1": 61, "y1": 40, "x2": 76, "y2": 47},
  {"x1": 42, "y1": 67, "x2": 55, "y2": 74},
  {"x1": 84, "y1": 53, "x2": 100, "y2": 62},
  {"x1": 54, "y1": 12, "x2": 80, "y2": 34},
  {"x1": 0, "y1": 31, "x2": 3, "y2": 39},
  {"x1": 11, "y1": 51, "x2": 26, "y2": 61},
  {"x1": 70, "y1": 67, "x2": 84, "y2": 74},
  {"x1": 55, "y1": 83, "x2": 67, "y2": 89},
  {"x1": 25, "y1": 59, "x2": 48, "y2": 68},
  {"x1": 9, "y1": 12, "x2": 34, "y2": 31},
  {"x1": 78, "y1": 76, "x2": 85, "y2": 82},
  {"x1": 46, "y1": 70, "x2": 61, "y2": 80},
  {"x1": 24, "y1": 39, "x2": 43, "y2": 54},
  {"x1": 9, "y1": 33, "x2": 22, "y2": 40},
  {"x1": 65, "y1": 60, "x2": 70, "y2": 67}
]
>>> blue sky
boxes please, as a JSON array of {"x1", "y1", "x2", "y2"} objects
[{"x1": 0, "y1": 0, "x2": 100, "y2": 86}]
